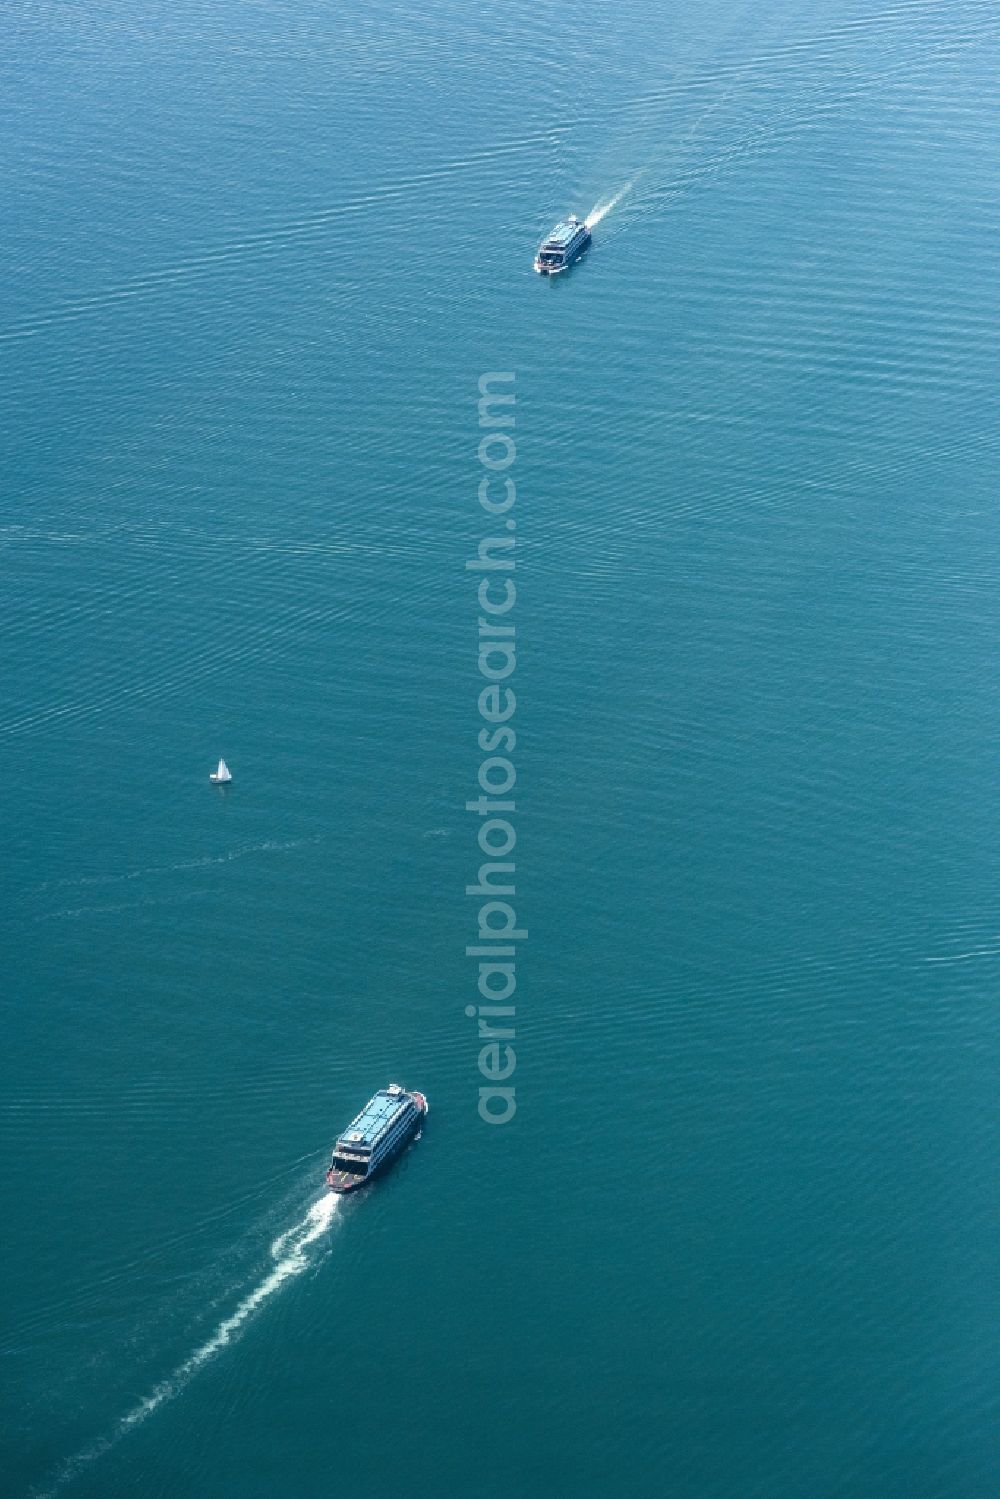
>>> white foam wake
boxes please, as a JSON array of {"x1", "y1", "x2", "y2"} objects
[
  {"x1": 38, "y1": 1194, "x2": 339, "y2": 1497},
  {"x1": 585, "y1": 180, "x2": 637, "y2": 228}
]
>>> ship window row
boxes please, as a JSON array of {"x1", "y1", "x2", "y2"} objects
[
  {"x1": 372, "y1": 1122, "x2": 409, "y2": 1155},
  {"x1": 370, "y1": 1106, "x2": 415, "y2": 1149},
  {"x1": 370, "y1": 1114, "x2": 414, "y2": 1160},
  {"x1": 354, "y1": 1109, "x2": 405, "y2": 1152}
]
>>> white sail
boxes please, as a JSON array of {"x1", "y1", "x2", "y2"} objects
[{"x1": 217, "y1": 759, "x2": 231, "y2": 780}]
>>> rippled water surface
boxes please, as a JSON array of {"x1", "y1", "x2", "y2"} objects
[{"x1": 4, "y1": 2, "x2": 1000, "y2": 1495}]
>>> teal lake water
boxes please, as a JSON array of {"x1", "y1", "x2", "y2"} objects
[{"x1": 4, "y1": 2, "x2": 1000, "y2": 1494}]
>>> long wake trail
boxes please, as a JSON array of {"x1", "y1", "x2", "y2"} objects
[{"x1": 37, "y1": 1193, "x2": 340, "y2": 1497}]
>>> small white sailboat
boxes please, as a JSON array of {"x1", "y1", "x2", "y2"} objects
[{"x1": 209, "y1": 758, "x2": 232, "y2": 785}]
